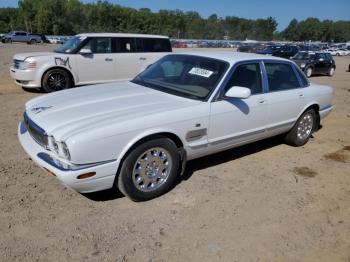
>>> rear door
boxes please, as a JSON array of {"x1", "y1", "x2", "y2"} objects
[
  {"x1": 136, "y1": 38, "x2": 172, "y2": 72},
  {"x1": 263, "y1": 61, "x2": 307, "y2": 136},
  {"x1": 313, "y1": 53, "x2": 327, "y2": 74},
  {"x1": 75, "y1": 37, "x2": 116, "y2": 84},
  {"x1": 112, "y1": 37, "x2": 143, "y2": 80}
]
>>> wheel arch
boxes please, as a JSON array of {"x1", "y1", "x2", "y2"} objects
[
  {"x1": 298, "y1": 103, "x2": 320, "y2": 130},
  {"x1": 114, "y1": 131, "x2": 186, "y2": 184},
  {"x1": 41, "y1": 66, "x2": 76, "y2": 87}
]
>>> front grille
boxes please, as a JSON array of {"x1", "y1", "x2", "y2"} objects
[
  {"x1": 14, "y1": 59, "x2": 22, "y2": 69},
  {"x1": 24, "y1": 113, "x2": 48, "y2": 148}
]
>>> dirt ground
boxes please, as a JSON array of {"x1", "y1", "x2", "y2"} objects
[{"x1": 0, "y1": 43, "x2": 349, "y2": 262}]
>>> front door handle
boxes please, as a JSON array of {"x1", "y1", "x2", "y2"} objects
[
  {"x1": 299, "y1": 94, "x2": 304, "y2": 98},
  {"x1": 105, "y1": 58, "x2": 113, "y2": 62},
  {"x1": 258, "y1": 99, "x2": 267, "y2": 104}
]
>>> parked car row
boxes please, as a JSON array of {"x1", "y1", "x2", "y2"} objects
[{"x1": 1, "y1": 31, "x2": 50, "y2": 44}]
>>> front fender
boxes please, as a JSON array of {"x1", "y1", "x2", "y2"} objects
[
  {"x1": 116, "y1": 127, "x2": 185, "y2": 162},
  {"x1": 36, "y1": 56, "x2": 77, "y2": 85}
]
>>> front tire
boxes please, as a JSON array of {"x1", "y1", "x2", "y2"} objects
[
  {"x1": 42, "y1": 68, "x2": 72, "y2": 92},
  {"x1": 117, "y1": 138, "x2": 180, "y2": 201},
  {"x1": 305, "y1": 67, "x2": 313, "y2": 78},
  {"x1": 284, "y1": 109, "x2": 316, "y2": 147}
]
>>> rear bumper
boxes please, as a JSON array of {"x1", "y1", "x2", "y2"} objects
[
  {"x1": 319, "y1": 105, "x2": 333, "y2": 119},
  {"x1": 10, "y1": 66, "x2": 41, "y2": 88},
  {"x1": 18, "y1": 121, "x2": 118, "y2": 193}
]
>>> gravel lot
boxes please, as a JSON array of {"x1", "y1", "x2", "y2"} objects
[{"x1": 0, "y1": 43, "x2": 349, "y2": 261}]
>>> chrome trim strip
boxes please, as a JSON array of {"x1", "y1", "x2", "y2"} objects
[
  {"x1": 23, "y1": 112, "x2": 47, "y2": 135},
  {"x1": 320, "y1": 105, "x2": 333, "y2": 111},
  {"x1": 23, "y1": 112, "x2": 49, "y2": 149},
  {"x1": 37, "y1": 152, "x2": 116, "y2": 171},
  {"x1": 209, "y1": 128, "x2": 266, "y2": 145},
  {"x1": 186, "y1": 128, "x2": 207, "y2": 142},
  {"x1": 266, "y1": 120, "x2": 295, "y2": 132}
]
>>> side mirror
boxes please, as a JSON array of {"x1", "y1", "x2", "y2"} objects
[
  {"x1": 225, "y1": 86, "x2": 251, "y2": 99},
  {"x1": 79, "y1": 48, "x2": 92, "y2": 55}
]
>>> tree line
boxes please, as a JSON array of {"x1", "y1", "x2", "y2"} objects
[{"x1": 0, "y1": 0, "x2": 349, "y2": 42}]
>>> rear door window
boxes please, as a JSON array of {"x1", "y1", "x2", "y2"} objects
[
  {"x1": 114, "y1": 37, "x2": 137, "y2": 53},
  {"x1": 264, "y1": 63, "x2": 300, "y2": 91}
]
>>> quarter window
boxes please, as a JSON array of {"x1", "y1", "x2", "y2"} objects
[
  {"x1": 225, "y1": 63, "x2": 263, "y2": 95},
  {"x1": 140, "y1": 38, "x2": 172, "y2": 52},
  {"x1": 265, "y1": 63, "x2": 300, "y2": 91}
]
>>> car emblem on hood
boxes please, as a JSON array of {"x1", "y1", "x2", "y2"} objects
[{"x1": 31, "y1": 106, "x2": 53, "y2": 114}]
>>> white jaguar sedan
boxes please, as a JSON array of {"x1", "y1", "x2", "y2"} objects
[{"x1": 18, "y1": 52, "x2": 333, "y2": 201}]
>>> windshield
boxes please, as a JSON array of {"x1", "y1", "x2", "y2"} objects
[
  {"x1": 54, "y1": 36, "x2": 86, "y2": 53},
  {"x1": 132, "y1": 54, "x2": 229, "y2": 100},
  {"x1": 292, "y1": 52, "x2": 315, "y2": 60}
]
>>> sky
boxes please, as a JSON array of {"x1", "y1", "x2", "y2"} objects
[{"x1": 1, "y1": 0, "x2": 349, "y2": 31}]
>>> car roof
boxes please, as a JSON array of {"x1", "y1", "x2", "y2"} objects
[
  {"x1": 175, "y1": 51, "x2": 289, "y2": 65},
  {"x1": 76, "y1": 33, "x2": 169, "y2": 38}
]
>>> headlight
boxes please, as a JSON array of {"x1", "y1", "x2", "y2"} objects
[
  {"x1": 61, "y1": 142, "x2": 71, "y2": 160},
  {"x1": 48, "y1": 136, "x2": 71, "y2": 160},
  {"x1": 300, "y1": 63, "x2": 306, "y2": 68},
  {"x1": 17, "y1": 60, "x2": 37, "y2": 70}
]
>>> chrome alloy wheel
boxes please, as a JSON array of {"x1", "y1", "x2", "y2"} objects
[
  {"x1": 47, "y1": 72, "x2": 67, "y2": 90},
  {"x1": 132, "y1": 147, "x2": 173, "y2": 192},
  {"x1": 297, "y1": 113, "x2": 314, "y2": 141},
  {"x1": 306, "y1": 67, "x2": 312, "y2": 77}
]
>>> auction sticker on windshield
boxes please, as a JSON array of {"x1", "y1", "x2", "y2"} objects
[{"x1": 188, "y1": 67, "x2": 214, "y2": 78}]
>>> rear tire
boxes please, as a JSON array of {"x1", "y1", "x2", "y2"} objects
[
  {"x1": 117, "y1": 138, "x2": 180, "y2": 201},
  {"x1": 42, "y1": 68, "x2": 72, "y2": 93},
  {"x1": 284, "y1": 109, "x2": 316, "y2": 147},
  {"x1": 328, "y1": 66, "x2": 335, "y2": 77}
]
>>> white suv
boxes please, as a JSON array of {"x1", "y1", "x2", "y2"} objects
[{"x1": 10, "y1": 33, "x2": 172, "y2": 92}]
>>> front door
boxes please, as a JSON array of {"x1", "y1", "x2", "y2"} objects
[
  {"x1": 209, "y1": 62, "x2": 269, "y2": 151},
  {"x1": 75, "y1": 37, "x2": 116, "y2": 85}
]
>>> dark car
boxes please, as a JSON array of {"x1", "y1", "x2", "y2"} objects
[
  {"x1": 291, "y1": 51, "x2": 335, "y2": 77},
  {"x1": 237, "y1": 43, "x2": 261, "y2": 53},
  {"x1": 273, "y1": 45, "x2": 299, "y2": 59},
  {"x1": 256, "y1": 45, "x2": 281, "y2": 55}
]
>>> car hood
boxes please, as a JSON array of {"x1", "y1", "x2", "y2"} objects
[
  {"x1": 13, "y1": 52, "x2": 56, "y2": 61},
  {"x1": 24, "y1": 81, "x2": 201, "y2": 140}
]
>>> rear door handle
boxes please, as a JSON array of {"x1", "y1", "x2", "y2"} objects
[
  {"x1": 258, "y1": 99, "x2": 267, "y2": 104},
  {"x1": 105, "y1": 58, "x2": 113, "y2": 62},
  {"x1": 299, "y1": 94, "x2": 304, "y2": 98},
  {"x1": 139, "y1": 57, "x2": 146, "y2": 61}
]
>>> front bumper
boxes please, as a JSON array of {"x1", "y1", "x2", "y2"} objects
[
  {"x1": 10, "y1": 66, "x2": 41, "y2": 88},
  {"x1": 18, "y1": 121, "x2": 118, "y2": 193}
]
